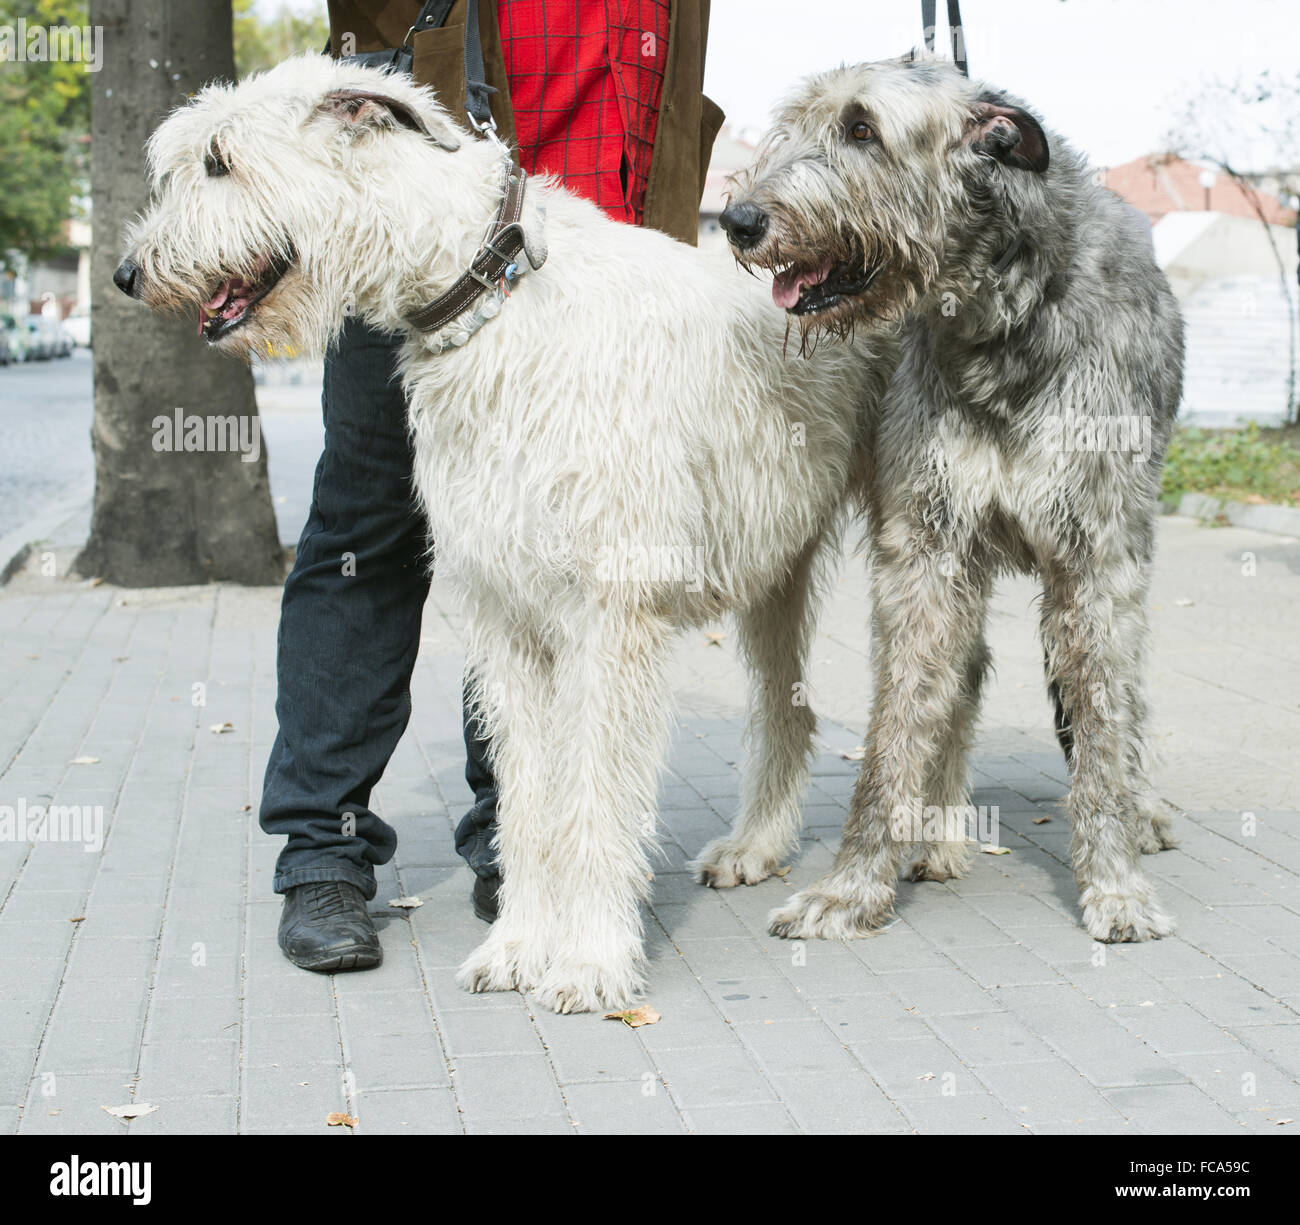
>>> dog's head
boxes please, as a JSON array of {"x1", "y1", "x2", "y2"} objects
[
  {"x1": 720, "y1": 52, "x2": 1052, "y2": 335},
  {"x1": 115, "y1": 54, "x2": 473, "y2": 359}
]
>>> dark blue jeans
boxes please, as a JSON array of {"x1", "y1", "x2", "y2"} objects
[{"x1": 259, "y1": 321, "x2": 498, "y2": 899}]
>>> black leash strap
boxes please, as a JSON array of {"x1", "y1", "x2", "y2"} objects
[
  {"x1": 332, "y1": 0, "x2": 497, "y2": 134},
  {"x1": 922, "y1": 0, "x2": 969, "y2": 76},
  {"x1": 461, "y1": 2, "x2": 495, "y2": 131}
]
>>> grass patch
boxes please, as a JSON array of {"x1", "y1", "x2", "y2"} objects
[{"x1": 1162, "y1": 421, "x2": 1300, "y2": 508}]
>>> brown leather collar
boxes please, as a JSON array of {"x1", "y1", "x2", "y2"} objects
[{"x1": 405, "y1": 160, "x2": 529, "y2": 334}]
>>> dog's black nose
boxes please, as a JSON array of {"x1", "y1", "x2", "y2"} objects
[
  {"x1": 113, "y1": 257, "x2": 140, "y2": 298},
  {"x1": 719, "y1": 202, "x2": 769, "y2": 250}
]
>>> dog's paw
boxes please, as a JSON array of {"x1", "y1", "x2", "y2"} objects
[
  {"x1": 693, "y1": 836, "x2": 786, "y2": 888},
  {"x1": 904, "y1": 841, "x2": 972, "y2": 883},
  {"x1": 1135, "y1": 808, "x2": 1179, "y2": 854},
  {"x1": 1080, "y1": 884, "x2": 1175, "y2": 943},
  {"x1": 533, "y1": 956, "x2": 644, "y2": 1015},
  {"x1": 456, "y1": 928, "x2": 546, "y2": 995},
  {"x1": 768, "y1": 884, "x2": 893, "y2": 940}
]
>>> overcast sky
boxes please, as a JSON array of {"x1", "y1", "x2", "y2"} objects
[{"x1": 703, "y1": 0, "x2": 1300, "y2": 169}]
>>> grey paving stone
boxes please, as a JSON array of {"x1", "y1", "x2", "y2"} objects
[
  {"x1": 1166, "y1": 972, "x2": 1297, "y2": 1027},
  {"x1": 991, "y1": 983, "x2": 1187, "y2": 1088},
  {"x1": 767, "y1": 1069, "x2": 909, "y2": 1134},
  {"x1": 1103, "y1": 1082, "x2": 1242, "y2": 1134},
  {"x1": 1111, "y1": 1003, "x2": 1241, "y2": 1056},
  {"x1": 653, "y1": 1042, "x2": 775, "y2": 1108},
  {"x1": 353, "y1": 1087, "x2": 462, "y2": 1135},
  {"x1": 128, "y1": 1095, "x2": 238, "y2": 1135},
  {"x1": 849, "y1": 1035, "x2": 987, "y2": 1099},
  {"x1": 700, "y1": 976, "x2": 817, "y2": 1024},
  {"x1": 463, "y1": 1113, "x2": 575, "y2": 1135},
  {"x1": 672, "y1": 936, "x2": 776, "y2": 981},
  {"x1": 845, "y1": 927, "x2": 950, "y2": 972},
  {"x1": 1168, "y1": 1050, "x2": 1300, "y2": 1116},
  {"x1": 897, "y1": 1092, "x2": 1030, "y2": 1134},
  {"x1": 38, "y1": 1015, "x2": 142, "y2": 1075},
  {"x1": 927, "y1": 1011, "x2": 1057, "y2": 1067},
  {"x1": 438, "y1": 1005, "x2": 544, "y2": 1059},
  {"x1": 451, "y1": 1054, "x2": 567, "y2": 1127},
  {"x1": 975, "y1": 1060, "x2": 1129, "y2": 1126},
  {"x1": 239, "y1": 1065, "x2": 349, "y2": 1133},
  {"x1": 732, "y1": 1018, "x2": 861, "y2": 1079},
  {"x1": 806, "y1": 990, "x2": 933, "y2": 1043},
  {"x1": 682, "y1": 1099, "x2": 801, "y2": 1134},
  {"x1": 531, "y1": 1011, "x2": 658, "y2": 1084},
  {"x1": 944, "y1": 942, "x2": 1063, "y2": 989},
  {"x1": 876, "y1": 965, "x2": 1000, "y2": 1016},
  {"x1": 565, "y1": 1079, "x2": 686, "y2": 1135},
  {"x1": 1226, "y1": 1022, "x2": 1300, "y2": 1072},
  {"x1": 20, "y1": 1071, "x2": 140, "y2": 1135},
  {"x1": 135, "y1": 1040, "x2": 239, "y2": 1101},
  {"x1": 244, "y1": 1013, "x2": 340, "y2": 1069}
]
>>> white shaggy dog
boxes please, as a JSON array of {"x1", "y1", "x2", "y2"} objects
[{"x1": 117, "y1": 55, "x2": 895, "y2": 1012}]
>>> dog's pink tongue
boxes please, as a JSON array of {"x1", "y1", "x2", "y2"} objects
[
  {"x1": 772, "y1": 259, "x2": 833, "y2": 309},
  {"x1": 202, "y1": 281, "x2": 234, "y2": 312}
]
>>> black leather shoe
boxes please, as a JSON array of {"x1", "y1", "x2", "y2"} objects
[
  {"x1": 472, "y1": 873, "x2": 501, "y2": 924},
  {"x1": 278, "y1": 881, "x2": 382, "y2": 971}
]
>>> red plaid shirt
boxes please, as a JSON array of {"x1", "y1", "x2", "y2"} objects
[{"x1": 496, "y1": 1, "x2": 671, "y2": 226}]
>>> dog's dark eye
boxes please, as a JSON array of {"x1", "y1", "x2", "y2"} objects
[
  {"x1": 850, "y1": 121, "x2": 876, "y2": 143},
  {"x1": 204, "y1": 145, "x2": 230, "y2": 177}
]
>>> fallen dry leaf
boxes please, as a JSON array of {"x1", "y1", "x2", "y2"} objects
[
  {"x1": 840, "y1": 745, "x2": 867, "y2": 761},
  {"x1": 979, "y1": 844, "x2": 1011, "y2": 855},
  {"x1": 917, "y1": 1072, "x2": 936, "y2": 1081},
  {"x1": 87, "y1": 576, "x2": 103, "y2": 587},
  {"x1": 604, "y1": 1006, "x2": 661, "y2": 1029},
  {"x1": 69, "y1": 916, "x2": 85, "y2": 923},
  {"x1": 774, "y1": 866, "x2": 791, "y2": 877},
  {"x1": 210, "y1": 722, "x2": 234, "y2": 734},
  {"x1": 103, "y1": 1103, "x2": 157, "y2": 1121},
  {"x1": 326, "y1": 1112, "x2": 357, "y2": 1128},
  {"x1": 387, "y1": 896, "x2": 423, "y2": 909},
  {"x1": 704, "y1": 631, "x2": 726, "y2": 647},
  {"x1": 1032, "y1": 817, "x2": 1051, "y2": 825},
  {"x1": 1278, "y1": 1118, "x2": 1293, "y2": 1126},
  {"x1": 69, "y1": 756, "x2": 100, "y2": 765}
]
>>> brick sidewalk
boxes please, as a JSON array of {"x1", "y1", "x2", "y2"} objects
[{"x1": 1, "y1": 516, "x2": 1297, "y2": 1134}]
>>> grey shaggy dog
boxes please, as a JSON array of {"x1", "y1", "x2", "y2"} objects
[{"x1": 702, "y1": 53, "x2": 1184, "y2": 944}]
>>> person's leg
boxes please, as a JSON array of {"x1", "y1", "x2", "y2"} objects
[
  {"x1": 457, "y1": 672, "x2": 502, "y2": 920},
  {"x1": 260, "y1": 320, "x2": 430, "y2": 964}
]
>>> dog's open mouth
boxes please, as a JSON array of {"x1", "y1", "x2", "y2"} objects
[
  {"x1": 771, "y1": 256, "x2": 883, "y2": 315},
  {"x1": 197, "y1": 250, "x2": 292, "y2": 341}
]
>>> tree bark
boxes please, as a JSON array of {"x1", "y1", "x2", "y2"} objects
[{"x1": 78, "y1": 0, "x2": 284, "y2": 586}]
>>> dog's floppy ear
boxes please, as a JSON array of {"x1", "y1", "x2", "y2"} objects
[
  {"x1": 318, "y1": 88, "x2": 461, "y2": 152},
  {"x1": 966, "y1": 101, "x2": 1049, "y2": 173}
]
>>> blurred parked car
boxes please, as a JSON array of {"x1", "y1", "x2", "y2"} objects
[
  {"x1": 63, "y1": 306, "x2": 91, "y2": 348},
  {"x1": 22, "y1": 317, "x2": 52, "y2": 360},
  {"x1": 0, "y1": 314, "x2": 29, "y2": 364},
  {"x1": 39, "y1": 317, "x2": 73, "y2": 358}
]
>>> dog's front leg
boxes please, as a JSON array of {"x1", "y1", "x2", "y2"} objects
[
  {"x1": 458, "y1": 631, "x2": 560, "y2": 996},
  {"x1": 769, "y1": 541, "x2": 984, "y2": 939},
  {"x1": 530, "y1": 608, "x2": 674, "y2": 1014},
  {"x1": 1041, "y1": 566, "x2": 1174, "y2": 942},
  {"x1": 695, "y1": 535, "x2": 827, "y2": 888}
]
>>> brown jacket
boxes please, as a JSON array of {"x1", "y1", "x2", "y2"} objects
[{"x1": 327, "y1": 0, "x2": 723, "y2": 245}]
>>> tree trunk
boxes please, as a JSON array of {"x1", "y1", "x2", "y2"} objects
[{"x1": 78, "y1": 0, "x2": 284, "y2": 586}]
